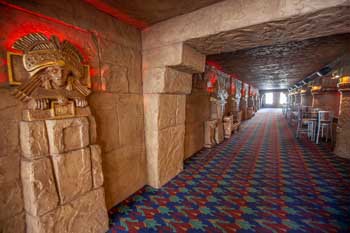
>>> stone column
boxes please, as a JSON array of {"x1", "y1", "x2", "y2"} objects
[
  {"x1": 295, "y1": 91, "x2": 301, "y2": 106},
  {"x1": 20, "y1": 109, "x2": 108, "y2": 233},
  {"x1": 301, "y1": 87, "x2": 312, "y2": 106},
  {"x1": 240, "y1": 96, "x2": 247, "y2": 120},
  {"x1": 143, "y1": 43, "x2": 205, "y2": 188},
  {"x1": 247, "y1": 95, "x2": 254, "y2": 118},
  {"x1": 334, "y1": 77, "x2": 350, "y2": 159}
]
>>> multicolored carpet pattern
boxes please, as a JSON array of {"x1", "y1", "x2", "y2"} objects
[{"x1": 109, "y1": 109, "x2": 350, "y2": 232}]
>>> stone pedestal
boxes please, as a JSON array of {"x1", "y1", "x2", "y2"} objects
[
  {"x1": 20, "y1": 114, "x2": 108, "y2": 233},
  {"x1": 240, "y1": 97, "x2": 248, "y2": 120},
  {"x1": 247, "y1": 107, "x2": 254, "y2": 119},
  {"x1": 334, "y1": 91, "x2": 350, "y2": 159},
  {"x1": 204, "y1": 120, "x2": 217, "y2": 148},
  {"x1": 215, "y1": 121, "x2": 224, "y2": 144},
  {"x1": 223, "y1": 115, "x2": 233, "y2": 139}
]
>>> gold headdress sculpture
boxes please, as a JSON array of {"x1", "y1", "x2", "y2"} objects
[{"x1": 12, "y1": 32, "x2": 91, "y2": 111}]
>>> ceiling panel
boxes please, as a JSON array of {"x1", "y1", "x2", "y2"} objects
[{"x1": 208, "y1": 34, "x2": 350, "y2": 90}]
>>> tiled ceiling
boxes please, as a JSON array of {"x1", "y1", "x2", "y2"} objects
[{"x1": 208, "y1": 33, "x2": 350, "y2": 90}]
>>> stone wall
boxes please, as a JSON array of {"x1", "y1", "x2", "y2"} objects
[
  {"x1": 184, "y1": 75, "x2": 211, "y2": 159},
  {"x1": 0, "y1": 2, "x2": 145, "y2": 231}
]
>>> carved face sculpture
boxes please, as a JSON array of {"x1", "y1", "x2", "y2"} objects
[{"x1": 46, "y1": 65, "x2": 67, "y2": 88}]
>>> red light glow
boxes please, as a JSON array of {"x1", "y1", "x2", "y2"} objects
[{"x1": 84, "y1": 0, "x2": 148, "y2": 30}]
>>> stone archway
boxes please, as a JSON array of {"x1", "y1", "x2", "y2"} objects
[{"x1": 142, "y1": 0, "x2": 350, "y2": 188}]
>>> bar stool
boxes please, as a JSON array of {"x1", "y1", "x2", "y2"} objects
[{"x1": 316, "y1": 111, "x2": 333, "y2": 144}]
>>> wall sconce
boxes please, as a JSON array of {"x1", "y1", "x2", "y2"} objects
[{"x1": 311, "y1": 85, "x2": 322, "y2": 93}]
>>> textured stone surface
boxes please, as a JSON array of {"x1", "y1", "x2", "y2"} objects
[
  {"x1": 144, "y1": 94, "x2": 186, "y2": 131},
  {"x1": 158, "y1": 125, "x2": 185, "y2": 187},
  {"x1": 0, "y1": 155, "x2": 20, "y2": 185},
  {"x1": 26, "y1": 188, "x2": 109, "y2": 233},
  {"x1": 208, "y1": 34, "x2": 350, "y2": 89},
  {"x1": 312, "y1": 92, "x2": 340, "y2": 117},
  {"x1": 90, "y1": 145, "x2": 104, "y2": 189},
  {"x1": 143, "y1": 0, "x2": 350, "y2": 51},
  {"x1": 0, "y1": 212, "x2": 25, "y2": 233},
  {"x1": 335, "y1": 92, "x2": 350, "y2": 159},
  {"x1": 0, "y1": 89, "x2": 21, "y2": 158},
  {"x1": 89, "y1": 93, "x2": 146, "y2": 207},
  {"x1": 93, "y1": 0, "x2": 223, "y2": 25},
  {"x1": 21, "y1": 157, "x2": 59, "y2": 216},
  {"x1": 0, "y1": 180, "x2": 23, "y2": 220},
  {"x1": 51, "y1": 148, "x2": 92, "y2": 204},
  {"x1": 204, "y1": 120, "x2": 217, "y2": 148},
  {"x1": 103, "y1": 144, "x2": 146, "y2": 208},
  {"x1": 98, "y1": 38, "x2": 142, "y2": 93},
  {"x1": 184, "y1": 122, "x2": 205, "y2": 159},
  {"x1": 87, "y1": 115, "x2": 97, "y2": 144},
  {"x1": 143, "y1": 67, "x2": 192, "y2": 94},
  {"x1": 20, "y1": 121, "x2": 49, "y2": 158},
  {"x1": 142, "y1": 43, "x2": 205, "y2": 73},
  {"x1": 185, "y1": 90, "x2": 211, "y2": 158},
  {"x1": 215, "y1": 121, "x2": 224, "y2": 144},
  {"x1": 45, "y1": 117, "x2": 90, "y2": 154}
]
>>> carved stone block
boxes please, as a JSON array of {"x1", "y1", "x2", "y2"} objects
[
  {"x1": 158, "y1": 125, "x2": 185, "y2": 187},
  {"x1": 143, "y1": 67, "x2": 192, "y2": 94},
  {"x1": 90, "y1": 145, "x2": 104, "y2": 189},
  {"x1": 223, "y1": 115, "x2": 234, "y2": 139},
  {"x1": 21, "y1": 158, "x2": 59, "y2": 216},
  {"x1": 45, "y1": 117, "x2": 90, "y2": 154},
  {"x1": 103, "y1": 145, "x2": 146, "y2": 208},
  {"x1": 51, "y1": 147, "x2": 92, "y2": 204},
  {"x1": 87, "y1": 115, "x2": 97, "y2": 144},
  {"x1": 215, "y1": 121, "x2": 224, "y2": 144},
  {"x1": 204, "y1": 120, "x2": 217, "y2": 148},
  {"x1": 26, "y1": 188, "x2": 109, "y2": 233},
  {"x1": 20, "y1": 121, "x2": 49, "y2": 158}
]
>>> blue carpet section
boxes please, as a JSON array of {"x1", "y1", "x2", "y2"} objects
[{"x1": 109, "y1": 109, "x2": 350, "y2": 232}]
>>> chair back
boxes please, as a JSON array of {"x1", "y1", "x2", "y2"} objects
[{"x1": 318, "y1": 111, "x2": 333, "y2": 122}]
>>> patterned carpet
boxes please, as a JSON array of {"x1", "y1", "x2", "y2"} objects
[{"x1": 108, "y1": 109, "x2": 350, "y2": 233}]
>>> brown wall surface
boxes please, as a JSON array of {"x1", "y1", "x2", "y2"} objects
[
  {"x1": 184, "y1": 75, "x2": 210, "y2": 159},
  {"x1": 0, "y1": 2, "x2": 145, "y2": 231}
]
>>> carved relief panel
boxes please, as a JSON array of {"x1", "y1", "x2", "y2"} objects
[{"x1": 8, "y1": 33, "x2": 108, "y2": 233}]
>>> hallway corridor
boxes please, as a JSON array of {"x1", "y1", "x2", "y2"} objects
[{"x1": 109, "y1": 109, "x2": 350, "y2": 232}]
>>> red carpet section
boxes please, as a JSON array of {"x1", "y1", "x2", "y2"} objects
[{"x1": 109, "y1": 109, "x2": 350, "y2": 232}]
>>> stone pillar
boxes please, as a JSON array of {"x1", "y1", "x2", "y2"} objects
[
  {"x1": 312, "y1": 78, "x2": 340, "y2": 116},
  {"x1": 143, "y1": 43, "x2": 205, "y2": 188},
  {"x1": 240, "y1": 97, "x2": 247, "y2": 120},
  {"x1": 295, "y1": 91, "x2": 301, "y2": 106},
  {"x1": 20, "y1": 110, "x2": 108, "y2": 233},
  {"x1": 334, "y1": 77, "x2": 350, "y2": 159},
  {"x1": 301, "y1": 87, "x2": 312, "y2": 106},
  {"x1": 247, "y1": 95, "x2": 254, "y2": 118}
]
